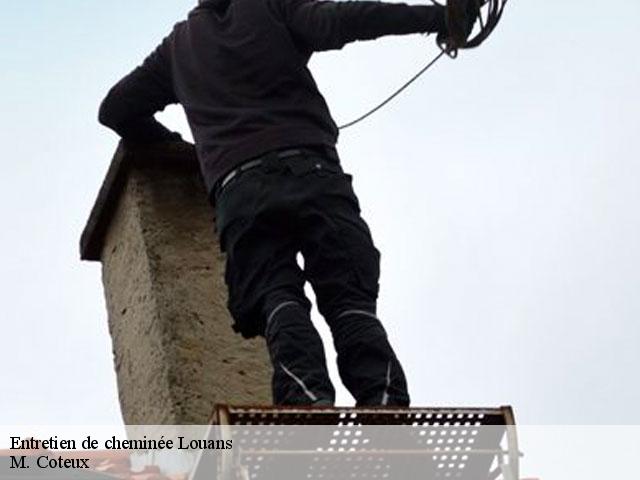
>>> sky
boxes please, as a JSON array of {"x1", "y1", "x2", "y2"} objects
[{"x1": 1, "y1": 0, "x2": 639, "y2": 433}]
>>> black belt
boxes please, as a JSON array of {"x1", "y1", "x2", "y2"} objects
[{"x1": 217, "y1": 147, "x2": 339, "y2": 192}]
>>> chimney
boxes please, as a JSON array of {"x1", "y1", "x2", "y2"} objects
[{"x1": 80, "y1": 141, "x2": 272, "y2": 425}]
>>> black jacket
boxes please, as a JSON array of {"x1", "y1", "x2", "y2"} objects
[{"x1": 98, "y1": 0, "x2": 445, "y2": 194}]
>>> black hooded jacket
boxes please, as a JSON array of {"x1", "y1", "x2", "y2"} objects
[{"x1": 98, "y1": 0, "x2": 445, "y2": 194}]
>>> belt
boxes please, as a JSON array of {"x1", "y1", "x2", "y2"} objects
[
  {"x1": 219, "y1": 158, "x2": 263, "y2": 191},
  {"x1": 217, "y1": 147, "x2": 338, "y2": 192}
]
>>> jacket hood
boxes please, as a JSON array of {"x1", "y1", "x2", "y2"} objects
[
  {"x1": 197, "y1": 0, "x2": 230, "y2": 7},
  {"x1": 193, "y1": 0, "x2": 232, "y2": 16}
]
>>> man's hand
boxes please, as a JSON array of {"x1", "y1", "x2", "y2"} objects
[
  {"x1": 437, "y1": 0, "x2": 481, "y2": 53},
  {"x1": 119, "y1": 135, "x2": 193, "y2": 154},
  {"x1": 119, "y1": 129, "x2": 184, "y2": 149}
]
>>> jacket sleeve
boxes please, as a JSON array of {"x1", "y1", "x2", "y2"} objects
[
  {"x1": 98, "y1": 40, "x2": 182, "y2": 143},
  {"x1": 274, "y1": 0, "x2": 446, "y2": 52}
]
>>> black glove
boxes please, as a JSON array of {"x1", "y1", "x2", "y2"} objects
[{"x1": 437, "y1": 0, "x2": 481, "y2": 52}]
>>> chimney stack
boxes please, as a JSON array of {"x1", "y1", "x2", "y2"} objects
[{"x1": 81, "y1": 142, "x2": 272, "y2": 425}]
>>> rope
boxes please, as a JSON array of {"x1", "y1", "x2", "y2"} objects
[
  {"x1": 338, "y1": 50, "x2": 446, "y2": 130},
  {"x1": 338, "y1": 0, "x2": 508, "y2": 131}
]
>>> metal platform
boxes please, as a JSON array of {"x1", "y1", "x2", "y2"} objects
[{"x1": 190, "y1": 405, "x2": 520, "y2": 480}]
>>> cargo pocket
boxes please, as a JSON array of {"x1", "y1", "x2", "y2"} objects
[{"x1": 342, "y1": 219, "x2": 381, "y2": 299}]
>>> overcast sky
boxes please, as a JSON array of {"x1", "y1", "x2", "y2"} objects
[{"x1": 1, "y1": 0, "x2": 639, "y2": 430}]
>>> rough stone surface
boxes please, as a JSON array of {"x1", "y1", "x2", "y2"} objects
[{"x1": 100, "y1": 164, "x2": 272, "y2": 425}]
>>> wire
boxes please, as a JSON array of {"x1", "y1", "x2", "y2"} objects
[
  {"x1": 338, "y1": 0, "x2": 508, "y2": 131},
  {"x1": 338, "y1": 50, "x2": 447, "y2": 131}
]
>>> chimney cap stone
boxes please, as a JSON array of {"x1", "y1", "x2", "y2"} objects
[{"x1": 80, "y1": 141, "x2": 198, "y2": 261}]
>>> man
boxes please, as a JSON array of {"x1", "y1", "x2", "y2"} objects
[{"x1": 99, "y1": 0, "x2": 477, "y2": 406}]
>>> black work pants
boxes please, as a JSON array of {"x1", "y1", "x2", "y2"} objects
[{"x1": 214, "y1": 148, "x2": 410, "y2": 406}]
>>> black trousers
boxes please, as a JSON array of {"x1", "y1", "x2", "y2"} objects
[{"x1": 214, "y1": 148, "x2": 410, "y2": 406}]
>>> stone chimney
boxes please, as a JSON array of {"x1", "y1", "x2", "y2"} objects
[{"x1": 80, "y1": 141, "x2": 272, "y2": 425}]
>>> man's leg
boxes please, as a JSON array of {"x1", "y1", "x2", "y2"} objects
[
  {"x1": 263, "y1": 297, "x2": 335, "y2": 405},
  {"x1": 299, "y1": 169, "x2": 410, "y2": 406},
  {"x1": 215, "y1": 169, "x2": 335, "y2": 405}
]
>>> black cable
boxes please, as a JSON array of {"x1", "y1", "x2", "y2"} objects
[
  {"x1": 338, "y1": 50, "x2": 447, "y2": 130},
  {"x1": 338, "y1": 0, "x2": 508, "y2": 131}
]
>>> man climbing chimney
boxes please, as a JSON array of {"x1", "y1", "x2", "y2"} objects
[{"x1": 98, "y1": 0, "x2": 479, "y2": 406}]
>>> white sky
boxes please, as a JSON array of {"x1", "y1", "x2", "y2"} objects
[{"x1": 1, "y1": 0, "x2": 639, "y2": 436}]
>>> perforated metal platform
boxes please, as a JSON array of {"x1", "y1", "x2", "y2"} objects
[{"x1": 190, "y1": 406, "x2": 520, "y2": 480}]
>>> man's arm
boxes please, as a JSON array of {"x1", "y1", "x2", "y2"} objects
[
  {"x1": 98, "y1": 40, "x2": 182, "y2": 143},
  {"x1": 274, "y1": 0, "x2": 447, "y2": 52}
]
